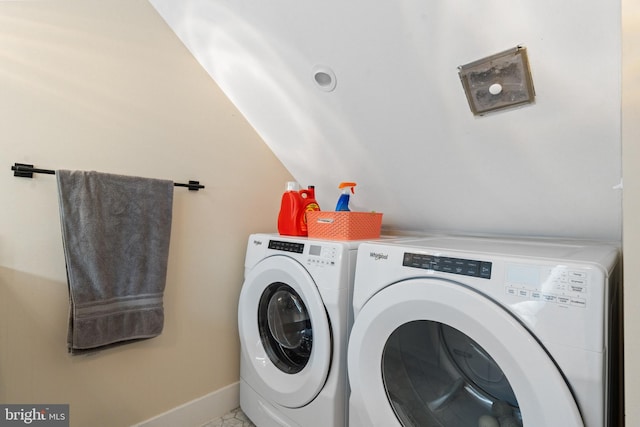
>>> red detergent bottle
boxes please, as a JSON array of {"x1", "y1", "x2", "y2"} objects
[
  {"x1": 277, "y1": 182, "x2": 306, "y2": 236},
  {"x1": 300, "y1": 185, "x2": 321, "y2": 235}
]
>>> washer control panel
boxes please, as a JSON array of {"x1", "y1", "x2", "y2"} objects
[
  {"x1": 268, "y1": 240, "x2": 304, "y2": 254},
  {"x1": 267, "y1": 240, "x2": 337, "y2": 267},
  {"x1": 505, "y1": 264, "x2": 589, "y2": 308},
  {"x1": 307, "y1": 244, "x2": 337, "y2": 267}
]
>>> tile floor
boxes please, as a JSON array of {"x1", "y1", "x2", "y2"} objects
[{"x1": 201, "y1": 407, "x2": 255, "y2": 427}]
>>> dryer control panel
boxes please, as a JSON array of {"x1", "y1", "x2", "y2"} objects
[
  {"x1": 403, "y1": 252, "x2": 492, "y2": 279},
  {"x1": 505, "y1": 264, "x2": 588, "y2": 308}
]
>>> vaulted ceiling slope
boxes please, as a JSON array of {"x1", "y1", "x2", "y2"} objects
[{"x1": 150, "y1": 0, "x2": 622, "y2": 241}]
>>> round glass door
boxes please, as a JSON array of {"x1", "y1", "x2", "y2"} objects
[
  {"x1": 239, "y1": 255, "x2": 332, "y2": 408},
  {"x1": 382, "y1": 320, "x2": 522, "y2": 427},
  {"x1": 348, "y1": 278, "x2": 583, "y2": 427},
  {"x1": 258, "y1": 282, "x2": 312, "y2": 374}
]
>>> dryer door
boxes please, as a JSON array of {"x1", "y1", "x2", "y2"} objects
[
  {"x1": 239, "y1": 255, "x2": 331, "y2": 408},
  {"x1": 348, "y1": 278, "x2": 584, "y2": 427}
]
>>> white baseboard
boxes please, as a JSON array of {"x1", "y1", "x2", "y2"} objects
[{"x1": 132, "y1": 382, "x2": 240, "y2": 427}]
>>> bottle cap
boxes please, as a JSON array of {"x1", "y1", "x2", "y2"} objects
[
  {"x1": 286, "y1": 181, "x2": 300, "y2": 191},
  {"x1": 338, "y1": 182, "x2": 357, "y2": 193},
  {"x1": 338, "y1": 182, "x2": 356, "y2": 189}
]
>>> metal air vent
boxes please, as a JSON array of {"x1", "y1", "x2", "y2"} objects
[{"x1": 458, "y1": 46, "x2": 535, "y2": 116}]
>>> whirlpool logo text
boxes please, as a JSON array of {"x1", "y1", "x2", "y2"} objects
[{"x1": 369, "y1": 252, "x2": 389, "y2": 261}]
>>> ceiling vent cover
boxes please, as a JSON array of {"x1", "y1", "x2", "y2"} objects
[{"x1": 458, "y1": 46, "x2": 535, "y2": 116}]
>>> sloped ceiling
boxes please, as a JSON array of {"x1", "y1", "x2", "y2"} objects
[{"x1": 150, "y1": 0, "x2": 622, "y2": 241}]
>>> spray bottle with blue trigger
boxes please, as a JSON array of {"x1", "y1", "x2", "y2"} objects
[{"x1": 335, "y1": 182, "x2": 357, "y2": 211}]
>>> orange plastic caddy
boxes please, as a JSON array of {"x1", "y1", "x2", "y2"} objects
[{"x1": 306, "y1": 211, "x2": 383, "y2": 241}]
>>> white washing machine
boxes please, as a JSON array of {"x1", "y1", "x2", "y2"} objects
[
  {"x1": 238, "y1": 233, "x2": 364, "y2": 427},
  {"x1": 347, "y1": 236, "x2": 623, "y2": 427}
]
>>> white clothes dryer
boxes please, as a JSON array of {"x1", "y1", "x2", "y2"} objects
[
  {"x1": 238, "y1": 233, "x2": 365, "y2": 427},
  {"x1": 347, "y1": 236, "x2": 622, "y2": 427}
]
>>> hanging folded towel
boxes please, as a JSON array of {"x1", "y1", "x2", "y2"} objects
[{"x1": 56, "y1": 170, "x2": 174, "y2": 354}]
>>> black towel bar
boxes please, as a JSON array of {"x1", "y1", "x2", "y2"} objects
[{"x1": 11, "y1": 163, "x2": 205, "y2": 191}]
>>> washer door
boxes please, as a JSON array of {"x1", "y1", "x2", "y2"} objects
[
  {"x1": 239, "y1": 255, "x2": 331, "y2": 408},
  {"x1": 348, "y1": 278, "x2": 584, "y2": 427}
]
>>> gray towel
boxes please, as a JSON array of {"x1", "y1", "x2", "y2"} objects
[{"x1": 56, "y1": 170, "x2": 174, "y2": 354}]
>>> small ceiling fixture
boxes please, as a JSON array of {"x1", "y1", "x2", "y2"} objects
[
  {"x1": 312, "y1": 65, "x2": 337, "y2": 92},
  {"x1": 458, "y1": 46, "x2": 535, "y2": 116}
]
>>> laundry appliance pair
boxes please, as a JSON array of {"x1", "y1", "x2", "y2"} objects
[{"x1": 239, "y1": 233, "x2": 622, "y2": 427}]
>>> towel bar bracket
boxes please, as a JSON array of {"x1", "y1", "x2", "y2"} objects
[
  {"x1": 12, "y1": 163, "x2": 51, "y2": 178},
  {"x1": 13, "y1": 163, "x2": 33, "y2": 178},
  {"x1": 174, "y1": 180, "x2": 204, "y2": 191},
  {"x1": 12, "y1": 163, "x2": 56, "y2": 178}
]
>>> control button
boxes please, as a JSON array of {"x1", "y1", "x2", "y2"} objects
[
  {"x1": 441, "y1": 258, "x2": 454, "y2": 269},
  {"x1": 557, "y1": 296, "x2": 571, "y2": 305},
  {"x1": 453, "y1": 259, "x2": 465, "y2": 275},
  {"x1": 569, "y1": 271, "x2": 587, "y2": 279},
  {"x1": 549, "y1": 269, "x2": 568, "y2": 284},
  {"x1": 506, "y1": 287, "x2": 517, "y2": 296},
  {"x1": 554, "y1": 283, "x2": 567, "y2": 292},
  {"x1": 517, "y1": 289, "x2": 530, "y2": 298},
  {"x1": 543, "y1": 294, "x2": 557, "y2": 303},
  {"x1": 531, "y1": 291, "x2": 542, "y2": 300},
  {"x1": 570, "y1": 298, "x2": 587, "y2": 308},
  {"x1": 464, "y1": 261, "x2": 480, "y2": 277},
  {"x1": 441, "y1": 265, "x2": 454, "y2": 273},
  {"x1": 570, "y1": 285, "x2": 586, "y2": 293},
  {"x1": 480, "y1": 262, "x2": 492, "y2": 279}
]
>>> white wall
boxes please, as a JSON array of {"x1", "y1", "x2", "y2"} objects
[
  {"x1": 622, "y1": 0, "x2": 640, "y2": 424},
  {"x1": 0, "y1": 2, "x2": 292, "y2": 426},
  {"x1": 150, "y1": 0, "x2": 621, "y2": 242}
]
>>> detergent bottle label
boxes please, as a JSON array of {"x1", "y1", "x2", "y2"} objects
[{"x1": 299, "y1": 187, "x2": 320, "y2": 234}]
